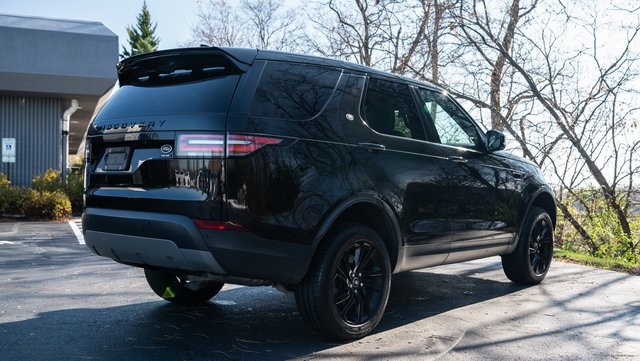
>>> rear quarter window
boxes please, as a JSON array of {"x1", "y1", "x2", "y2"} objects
[{"x1": 250, "y1": 62, "x2": 341, "y2": 120}]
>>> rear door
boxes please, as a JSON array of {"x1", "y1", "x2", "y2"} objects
[
  {"x1": 354, "y1": 77, "x2": 452, "y2": 268},
  {"x1": 86, "y1": 49, "x2": 249, "y2": 220}
]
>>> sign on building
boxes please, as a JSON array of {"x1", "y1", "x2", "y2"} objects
[{"x1": 2, "y1": 138, "x2": 16, "y2": 163}]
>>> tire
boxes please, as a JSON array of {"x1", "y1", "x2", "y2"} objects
[
  {"x1": 502, "y1": 207, "x2": 554, "y2": 285},
  {"x1": 144, "y1": 268, "x2": 224, "y2": 305},
  {"x1": 295, "y1": 223, "x2": 392, "y2": 340}
]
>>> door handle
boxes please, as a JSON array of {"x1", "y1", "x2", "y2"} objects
[
  {"x1": 448, "y1": 156, "x2": 468, "y2": 163},
  {"x1": 358, "y1": 142, "x2": 386, "y2": 152}
]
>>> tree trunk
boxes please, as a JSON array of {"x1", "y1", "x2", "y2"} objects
[{"x1": 489, "y1": 0, "x2": 520, "y2": 131}]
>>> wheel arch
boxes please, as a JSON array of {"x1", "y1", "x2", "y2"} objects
[
  {"x1": 507, "y1": 187, "x2": 557, "y2": 254},
  {"x1": 311, "y1": 194, "x2": 403, "y2": 272},
  {"x1": 529, "y1": 188, "x2": 557, "y2": 227}
]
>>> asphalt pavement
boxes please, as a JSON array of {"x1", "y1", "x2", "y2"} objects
[{"x1": 0, "y1": 220, "x2": 639, "y2": 360}]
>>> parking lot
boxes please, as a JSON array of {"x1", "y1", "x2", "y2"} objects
[{"x1": 1, "y1": 220, "x2": 639, "y2": 360}]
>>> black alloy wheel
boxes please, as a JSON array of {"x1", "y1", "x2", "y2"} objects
[
  {"x1": 502, "y1": 207, "x2": 554, "y2": 285},
  {"x1": 334, "y1": 240, "x2": 387, "y2": 326},
  {"x1": 529, "y1": 216, "x2": 553, "y2": 276},
  {"x1": 296, "y1": 223, "x2": 392, "y2": 340}
]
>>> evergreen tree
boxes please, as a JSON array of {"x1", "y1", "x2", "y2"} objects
[{"x1": 120, "y1": 1, "x2": 160, "y2": 59}]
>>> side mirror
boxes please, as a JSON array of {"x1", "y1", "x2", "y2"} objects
[{"x1": 486, "y1": 130, "x2": 506, "y2": 152}]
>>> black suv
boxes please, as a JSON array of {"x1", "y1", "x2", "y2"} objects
[{"x1": 83, "y1": 47, "x2": 556, "y2": 340}]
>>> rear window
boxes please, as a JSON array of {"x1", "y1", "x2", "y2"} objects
[
  {"x1": 118, "y1": 52, "x2": 241, "y2": 86},
  {"x1": 96, "y1": 75, "x2": 240, "y2": 120},
  {"x1": 250, "y1": 62, "x2": 341, "y2": 120}
]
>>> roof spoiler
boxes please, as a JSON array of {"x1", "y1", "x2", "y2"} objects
[{"x1": 117, "y1": 47, "x2": 258, "y2": 86}]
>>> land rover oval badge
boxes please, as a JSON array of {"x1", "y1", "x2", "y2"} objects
[{"x1": 160, "y1": 144, "x2": 173, "y2": 153}]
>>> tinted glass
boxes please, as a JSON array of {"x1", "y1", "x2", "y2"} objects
[
  {"x1": 251, "y1": 62, "x2": 341, "y2": 119},
  {"x1": 118, "y1": 53, "x2": 241, "y2": 86},
  {"x1": 418, "y1": 89, "x2": 480, "y2": 149},
  {"x1": 362, "y1": 78, "x2": 426, "y2": 140},
  {"x1": 96, "y1": 75, "x2": 240, "y2": 120}
]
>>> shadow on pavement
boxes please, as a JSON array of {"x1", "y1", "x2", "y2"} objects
[
  {"x1": 0, "y1": 264, "x2": 523, "y2": 361},
  {"x1": 3, "y1": 222, "x2": 638, "y2": 359}
]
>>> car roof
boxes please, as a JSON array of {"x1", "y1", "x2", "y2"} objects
[
  {"x1": 120, "y1": 46, "x2": 444, "y2": 93},
  {"x1": 250, "y1": 48, "x2": 443, "y2": 91}
]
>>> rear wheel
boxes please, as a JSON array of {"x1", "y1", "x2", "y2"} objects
[
  {"x1": 502, "y1": 207, "x2": 554, "y2": 285},
  {"x1": 144, "y1": 268, "x2": 224, "y2": 305},
  {"x1": 295, "y1": 224, "x2": 391, "y2": 340}
]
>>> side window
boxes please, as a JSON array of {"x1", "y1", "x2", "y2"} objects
[
  {"x1": 251, "y1": 62, "x2": 341, "y2": 119},
  {"x1": 418, "y1": 88, "x2": 481, "y2": 150},
  {"x1": 362, "y1": 78, "x2": 426, "y2": 140}
]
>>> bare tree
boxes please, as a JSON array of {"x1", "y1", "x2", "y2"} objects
[
  {"x1": 450, "y1": 0, "x2": 640, "y2": 253},
  {"x1": 304, "y1": 0, "x2": 389, "y2": 66},
  {"x1": 188, "y1": 0, "x2": 303, "y2": 51},
  {"x1": 190, "y1": 0, "x2": 242, "y2": 47},
  {"x1": 304, "y1": 0, "x2": 460, "y2": 82},
  {"x1": 241, "y1": 0, "x2": 304, "y2": 50}
]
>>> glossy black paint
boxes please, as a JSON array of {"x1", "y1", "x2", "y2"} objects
[{"x1": 84, "y1": 47, "x2": 556, "y2": 284}]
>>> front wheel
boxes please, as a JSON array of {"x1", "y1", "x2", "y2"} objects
[
  {"x1": 502, "y1": 207, "x2": 554, "y2": 285},
  {"x1": 295, "y1": 224, "x2": 392, "y2": 340},
  {"x1": 144, "y1": 268, "x2": 224, "y2": 305}
]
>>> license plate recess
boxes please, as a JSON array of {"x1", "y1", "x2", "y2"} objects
[{"x1": 103, "y1": 147, "x2": 130, "y2": 171}]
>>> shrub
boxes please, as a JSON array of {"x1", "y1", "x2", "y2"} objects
[
  {"x1": 0, "y1": 169, "x2": 80, "y2": 219},
  {"x1": 0, "y1": 187, "x2": 30, "y2": 215},
  {"x1": 556, "y1": 188, "x2": 639, "y2": 264},
  {"x1": 32, "y1": 169, "x2": 63, "y2": 192},
  {"x1": 0, "y1": 173, "x2": 10, "y2": 189},
  {"x1": 22, "y1": 189, "x2": 71, "y2": 221}
]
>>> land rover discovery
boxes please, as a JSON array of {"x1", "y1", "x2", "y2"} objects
[{"x1": 83, "y1": 47, "x2": 556, "y2": 340}]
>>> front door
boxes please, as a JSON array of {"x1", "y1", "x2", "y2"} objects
[{"x1": 415, "y1": 87, "x2": 521, "y2": 256}]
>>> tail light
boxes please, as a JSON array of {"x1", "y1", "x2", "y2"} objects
[
  {"x1": 176, "y1": 133, "x2": 282, "y2": 157},
  {"x1": 226, "y1": 134, "x2": 282, "y2": 156},
  {"x1": 176, "y1": 134, "x2": 225, "y2": 157},
  {"x1": 194, "y1": 220, "x2": 247, "y2": 232},
  {"x1": 84, "y1": 137, "x2": 92, "y2": 163},
  {"x1": 83, "y1": 138, "x2": 91, "y2": 190}
]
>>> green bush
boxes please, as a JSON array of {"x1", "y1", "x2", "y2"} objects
[
  {"x1": 0, "y1": 170, "x2": 74, "y2": 220},
  {"x1": 556, "y1": 189, "x2": 639, "y2": 264},
  {"x1": 22, "y1": 189, "x2": 71, "y2": 221},
  {"x1": 32, "y1": 169, "x2": 63, "y2": 192},
  {"x1": 0, "y1": 173, "x2": 10, "y2": 189},
  {"x1": 0, "y1": 187, "x2": 30, "y2": 215}
]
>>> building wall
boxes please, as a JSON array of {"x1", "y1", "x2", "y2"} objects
[
  {"x1": 0, "y1": 15, "x2": 118, "y2": 96},
  {"x1": 0, "y1": 95, "x2": 61, "y2": 186}
]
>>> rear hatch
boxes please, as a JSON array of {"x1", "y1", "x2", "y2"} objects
[{"x1": 85, "y1": 48, "x2": 254, "y2": 220}]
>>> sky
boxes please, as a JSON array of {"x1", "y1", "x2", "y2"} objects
[{"x1": 0, "y1": 0, "x2": 202, "y2": 50}]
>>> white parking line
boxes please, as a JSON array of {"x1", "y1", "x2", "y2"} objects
[{"x1": 68, "y1": 220, "x2": 85, "y2": 245}]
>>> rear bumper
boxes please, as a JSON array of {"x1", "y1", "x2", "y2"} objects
[{"x1": 82, "y1": 208, "x2": 313, "y2": 284}]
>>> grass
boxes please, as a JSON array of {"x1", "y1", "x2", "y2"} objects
[{"x1": 554, "y1": 249, "x2": 640, "y2": 276}]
